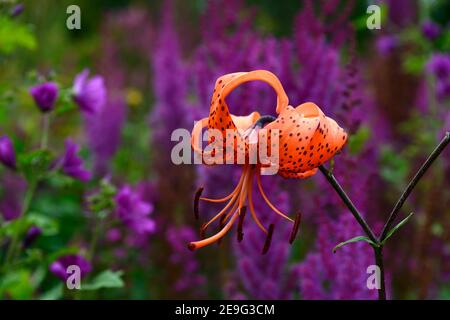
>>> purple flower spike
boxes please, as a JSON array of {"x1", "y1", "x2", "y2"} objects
[
  {"x1": 115, "y1": 185, "x2": 155, "y2": 236},
  {"x1": 29, "y1": 82, "x2": 58, "y2": 113},
  {"x1": 72, "y1": 69, "x2": 107, "y2": 114},
  {"x1": 49, "y1": 254, "x2": 92, "y2": 281},
  {"x1": 0, "y1": 135, "x2": 16, "y2": 170},
  {"x1": 60, "y1": 139, "x2": 91, "y2": 182},
  {"x1": 422, "y1": 20, "x2": 441, "y2": 40}
]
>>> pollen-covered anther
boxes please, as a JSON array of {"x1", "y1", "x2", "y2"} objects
[
  {"x1": 193, "y1": 186, "x2": 204, "y2": 220},
  {"x1": 289, "y1": 211, "x2": 302, "y2": 244},
  {"x1": 187, "y1": 243, "x2": 196, "y2": 252},
  {"x1": 262, "y1": 224, "x2": 275, "y2": 255},
  {"x1": 237, "y1": 206, "x2": 247, "y2": 242}
]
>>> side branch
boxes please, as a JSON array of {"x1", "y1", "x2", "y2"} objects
[
  {"x1": 379, "y1": 132, "x2": 450, "y2": 241},
  {"x1": 318, "y1": 165, "x2": 378, "y2": 244}
]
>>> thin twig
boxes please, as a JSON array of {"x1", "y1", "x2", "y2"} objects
[
  {"x1": 318, "y1": 165, "x2": 378, "y2": 244},
  {"x1": 379, "y1": 132, "x2": 450, "y2": 241}
]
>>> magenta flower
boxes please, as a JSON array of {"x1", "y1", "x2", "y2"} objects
[
  {"x1": 115, "y1": 185, "x2": 155, "y2": 235},
  {"x1": 49, "y1": 254, "x2": 92, "y2": 281},
  {"x1": 0, "y1": 135, "x2": 16, "y2": 170},
  {"x1": 72, "y1": 69, "x2": 106, "y2": 114},
  {"x1": 60, "y1": 139, "x2": 91, "y2": 182},
  {"x1": 29, "y1": 82, "x2": 58, "y2": 113}
]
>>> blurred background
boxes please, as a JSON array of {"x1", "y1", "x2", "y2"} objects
[{"x1": 0, "y1": 0, "x2": 449, "y2": 299}]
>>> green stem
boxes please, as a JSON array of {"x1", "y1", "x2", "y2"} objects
[
  {"x1": 374, "y1": 246, "x2": 386, "y2": 300},
  {"x1": 3, "y1": 181, "x2": 37, "y2": 269},
  {"x1": 88, "y1": 213, "x2": 103, "y2": 261},
  {"x1": 40, "y1": 113, "x2": 50, "y2": 149}
]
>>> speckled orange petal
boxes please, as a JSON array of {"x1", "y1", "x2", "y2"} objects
[
  {"x1": 265, "y1": 105, "x2": 320, "y2": 173},
  {"x1": 207, "y1": 70, "x2": 289, "y2": 138},
  {"x1": 278, "y1": 168, "x2": 318, "y2": 179},
  {"x1": 265, "y1": 102, "x2": 347, "y2": 178}
]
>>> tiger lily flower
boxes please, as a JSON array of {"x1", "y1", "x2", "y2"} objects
[{"x1": 189, "y1": 70, "x2": 347, "y2": 253}]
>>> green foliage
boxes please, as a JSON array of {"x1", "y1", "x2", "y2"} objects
[
  {"x1": 18, "y1": 149, "x2": 54, "y2": 183},
  {"x1": 0, "y1": 212, "x2": 58, "y2": 238},
  {"x1": 40, "y1": 283, "x2": 63, "y2": 300},
  {"x1": 0, "y1": 269, "x2": 34, "y2": 299},
  {"x1": 348, "y1": 126, "x2": 371, "y2": 155},
  {"x1": 86, "y1": 179, "x2": 117, "y2": 214},
  {"x1": 0, "y1": 16, "x2": 37, "y2": 54},
  {"x1": 82, "y1": 270, "x2": 124, "y2": 290},
  {"x1": 380, "y1": 146, "x2": 410, "y2": 186},
  {"x1": 381, "y1": 212, "x2": 414, "y2": 244}
]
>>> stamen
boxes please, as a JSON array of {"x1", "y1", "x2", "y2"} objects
[
  {"x1": 237, "y1": 206, "x2": 247, "y2": 242},
  {"x1": 257, "y1": 172, "x2": 294, "y2": 222},
  {"x1": 289, "y1": 212, "x2": 302, "y2": 244},
  {"x1": 200, "y1": 171, "x2": 246, "y2": 203},
  {"x1": 194, "y1": 187, "x2": 204, "y2": 220},
  {"x1": 247, "y1": 172, "x2": 268, "y2": 234},
  {"x1": 188, "y1": 211, "x2": 239, "y2": 251},
  {"x1": 262, "y1": 224, "x2": 275, "y2": 255},
  {"x1": 200, "y1": 222, "x2": 207, "y2": 239}
]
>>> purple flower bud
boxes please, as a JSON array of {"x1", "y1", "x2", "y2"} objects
[
  {"x1": 0, "y1": 135, "x2": 16, "y2": 170},
  {"x1": 23, "y1": 226, "x2": 42, "y2": 248},
  {"x1": 29, "y1": 82, "x2": 58, "y2": 113},
  {"x1": 49, "y1": 254, "x2": 92, "y2": 281},
  {"x1": 60, "y1": 139, "x2": 91, "y2": 182},
  {"x1": 72, "y1": 69, "x2": 107, "y2": 114},
  {"x1": 422, "y1": 20, "x2": 441, "y2": 40},
  {"x1": 10, "y1": 3, "x2": 24, "y2": 17}
]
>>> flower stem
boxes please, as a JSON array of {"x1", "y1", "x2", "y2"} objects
[
  {"x1": 374, "y1": 246, "x2": 386, "y2": 300},
  {"x1": 379, "y1": 132, "x2": 450, "y2": 242},
  {"x1": 2, "y1": 181, "x2": 37, "y2": 269},
  {"x1": 40, "y1": 113, "x2": 50, "y2": 149},
  {"x1": 318, "y1": 165, "x2": 378, "y2": 244},
  {"x1": 88, "y1": 212, "x2": 104, "y2": 261}
]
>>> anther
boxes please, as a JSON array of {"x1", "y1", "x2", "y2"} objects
[
  {"x1": 262, "y1": 224, "x2": 275, "y2": 255},
  {"x1": 237, "y1": 206, "x2": 247, "y2": 242},
  {"x1": 194, "y1": 187, "x2": 204, "y2": 220},
  {"x1": 289, "y1": 212, "x2": 302, "y2": 244}
]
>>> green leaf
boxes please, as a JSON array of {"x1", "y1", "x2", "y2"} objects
[
  {"x1": 40, "y1": 283, "x2": 63, "y2": 300},
  {"x1": 18, "y1": 149, "x2": 54, "y2": 182},
  {"x1": 0, "y1": 269, "x2": 34, "y2": 299},
  {"x1": 82, "y1": 270, "x2": 124, "y2": 291},
  {"x1": 0, "y1": 16, "x2": 37, "y2": 54},
  {"x1": 333, "y1": 236, "x2": 377, "y2": 253},
  {"x1": 381, "y1": 212, "x2": 414, "y2": 244},
  {"x1": 27, "y1": 213, "x2": 59, "y2": 236}
]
